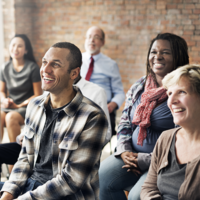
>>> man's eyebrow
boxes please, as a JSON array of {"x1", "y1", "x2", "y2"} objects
[
  {"x1": 52, "y1": 59, "x2": 62, "y2": 64},
  {"x1": 42, "y1": 58, "x2": 62, "y2": 64}
]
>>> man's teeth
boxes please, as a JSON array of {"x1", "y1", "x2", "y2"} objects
[
  {"x1": 174, "y1": 108, "x2": 184, "y2": 113},
  {"x1": 44, "y1": 77, "x2": 54, "y2": 81}
]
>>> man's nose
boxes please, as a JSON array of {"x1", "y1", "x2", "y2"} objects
[
  {"x1": 42, "y1": 63, "x2": 52, "y2": 73},
  {"x1": 88, "y1": 36, "x2": 95, "y2": 42}
]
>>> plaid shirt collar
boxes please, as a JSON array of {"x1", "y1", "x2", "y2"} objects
[{"x1": 38, "y1": 86, "x2": 83, "y2": 117}]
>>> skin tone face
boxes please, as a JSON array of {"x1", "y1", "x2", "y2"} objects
[
  {"x1": 9, "y1": 37, "x2": 27, "y2": 61},
  {"x1": 149, "y1": 39, "x2": 174, "y2": 86},
  {"x1": 40, "y1": 47, "x2": 73, "y2": 96},
  {"x1": 84, "y1": 26, "x2": 105, "y2": 55},
  {"x1": 84, "y1": 27, "x2": 117, "y2": 113},
  {"x1": 167, "y1": 76, "x2": 200, "y2": 128}
]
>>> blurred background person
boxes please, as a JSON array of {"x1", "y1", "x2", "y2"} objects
[
  {"x1": 141, "y1": 64, "x2": 200, "y2": 200},
  {"x1": 0, "y1": 34, "x2": 42, "y2": 143},
  {"x1": 81, "y1": 26, "x2": 125, "y2": 137},
  {"x1": 99, "y1": 33, "x2": 189, "y2": 200}
]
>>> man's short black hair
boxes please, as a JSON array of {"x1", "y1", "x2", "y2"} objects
[{"x1": 51, "y1": 42, "x2": 82, "y2": 73}]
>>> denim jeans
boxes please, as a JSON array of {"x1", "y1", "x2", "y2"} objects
[
  {"x1": 128, "y1": 171, "x2": 148, "y2": 200},
  {"x1": 0, "y1": 178, "x2": 42, "y2": 196},
  {"x1": 99, "y1": 154, "x2": 148, "y2": 200},
  {"x1": 0, "y1": 182, "x2": 3, "y2": 190}
]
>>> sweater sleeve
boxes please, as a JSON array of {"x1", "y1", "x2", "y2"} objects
[
  {"x1": 140, "y1": 140, "x2": 162, "y2": 200},
  {"x1": 138, "y1": 153, "x2": 152, "y2": 171},
  {"x1": 115, "y1": 77, "x2": 145, "y2": 156}
]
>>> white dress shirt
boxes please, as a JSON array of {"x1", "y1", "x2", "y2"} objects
[
  {"x1": 81, "y1": 52, "x2": 125, "y2": 108},
  {"x1": 75, "y1": 77, "x2": 111, "y2": 144}
]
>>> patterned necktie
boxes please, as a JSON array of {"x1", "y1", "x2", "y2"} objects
[{"x1": 85, "y1": 57, "x2": 94, "y2": 81}]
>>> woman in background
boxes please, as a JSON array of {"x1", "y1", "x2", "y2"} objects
[
  {"x1": 99, "y1": 33, "x2": 189, "y2": 200},
  {"x1": 0, "y1": 34, "x2": 42, "y2": 142},
  {"x1": 141, "y1": 64, "x2": 200, "y2": 200}
]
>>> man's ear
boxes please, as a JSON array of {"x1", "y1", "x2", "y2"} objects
[{"x1": 70, "y1": 67, "x2": 80, "y2": 80}]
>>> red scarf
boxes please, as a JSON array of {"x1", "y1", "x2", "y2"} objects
[{"x1": 132, "y1": 75, "x2": 168, "y2": 146}]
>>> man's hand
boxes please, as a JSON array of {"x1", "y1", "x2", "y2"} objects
[
  {"x1": 121, "y1": 152, "x2": 141, "y2": 176},
  {"x1": 107, "y1": 102, "x2": 117, "y2": 113}
]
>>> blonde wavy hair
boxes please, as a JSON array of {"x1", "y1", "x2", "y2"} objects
[{"x1": 162, "y1": 64, "x2": 200, "y2": 95}]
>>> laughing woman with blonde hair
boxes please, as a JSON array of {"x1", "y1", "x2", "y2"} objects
[{"x1": 141, "y1": 64, "x2": 200, "y2": 200}]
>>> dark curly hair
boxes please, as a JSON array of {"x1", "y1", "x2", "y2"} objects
[{"x1": 146, "y1": 33, "x2": 189, "y2": 84}]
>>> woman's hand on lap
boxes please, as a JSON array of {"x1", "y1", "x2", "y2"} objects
[
  {"x1": 9, "y1": 102, "x2": 20, "y2": 109},
  {"x1": 1, "y1": 98, "x2": 13, "y2": 108},
  {"x1": 121, "y1": 152, "x2": 141, "y2": 175}
]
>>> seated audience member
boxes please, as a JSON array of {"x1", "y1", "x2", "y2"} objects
[
  {"x1": 0, "y1": 42, "x2": 108, "y2": 200},
  {"x1": 81, "y1": 26, "x2": 125, "y2": 136},
  {"x1": 99, "y1": 33, "x2": 189, "y2": 200},
  {"x1": 0, "y1": 74, "x2": 111, "y2": 177},
  {"x1": 0, "y1": 34, "x2": 42, "y2": 142},
  {"x1": 141, "y1": 64, "x2": 200, "y2": 200}
]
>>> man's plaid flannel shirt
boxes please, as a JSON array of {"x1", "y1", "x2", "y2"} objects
[{"x1": 1, "y1": 86, "x2": 108, "y2": 200}]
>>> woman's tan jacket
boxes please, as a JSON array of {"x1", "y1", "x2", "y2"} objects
[{"x1": 141, "y1": 127, "x2": 200, "y2": 200}]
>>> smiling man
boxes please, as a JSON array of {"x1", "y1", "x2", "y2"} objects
[
  {"x1": 0, "y1": 42, "x2": 108, "y2": 200},
  {"x1": 81, "y1": 26, "x2": 125, "y2": 136}
]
